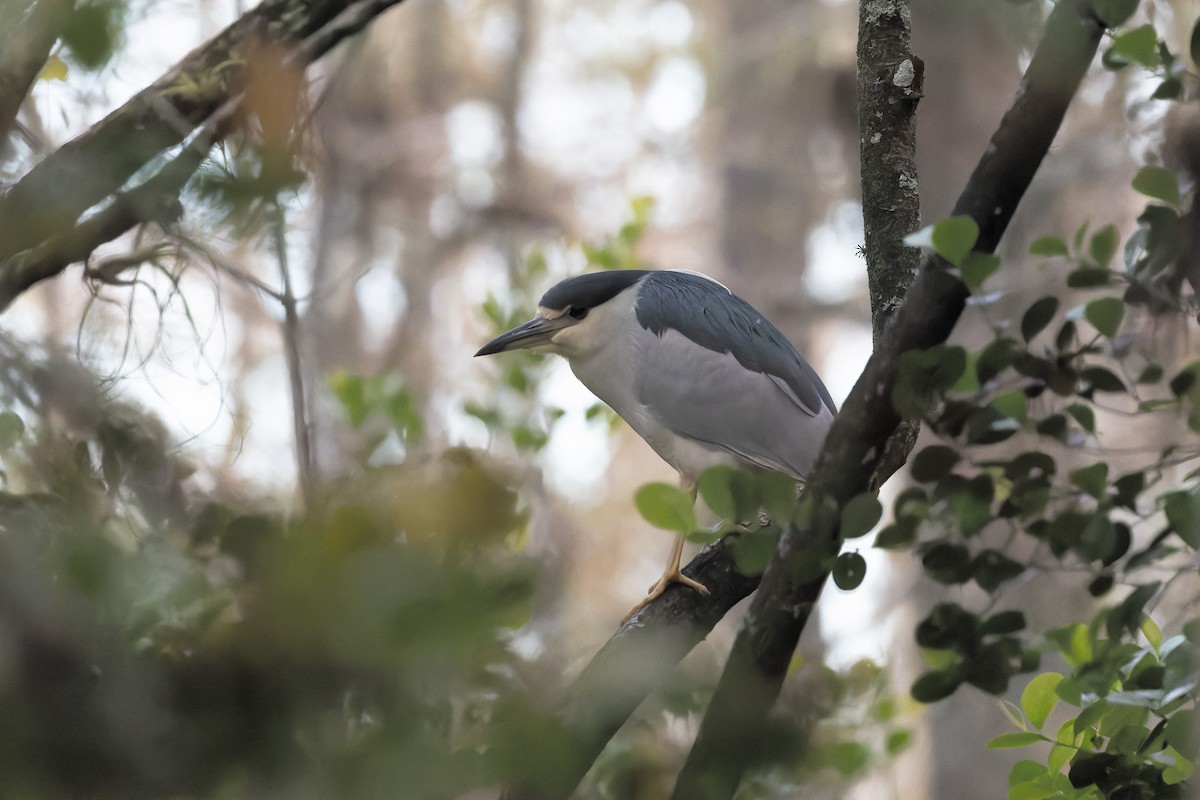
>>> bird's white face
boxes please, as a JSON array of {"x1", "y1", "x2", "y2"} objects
[
  {"x1": 534, "y1": 288, "x2": 636, "y2": 360},
  {"x1": 475, "y1": 285, "x2": 639, "y2": 362}
]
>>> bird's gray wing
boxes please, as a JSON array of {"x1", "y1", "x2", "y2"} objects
[
  {"x1": 633, "y1": 328, "x2": 835, "y2": 479},
  {"x1": 634, "y1": 271, "x2": 836, "y2": 416}
]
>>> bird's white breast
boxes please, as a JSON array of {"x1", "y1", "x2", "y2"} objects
[{"x1": 558, "y1": 285, "x2": 739, "y2": 482}]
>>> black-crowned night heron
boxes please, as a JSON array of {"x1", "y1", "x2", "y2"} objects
[{"x1": 476, "y1": 269, "x2": 836, "y2": 613}]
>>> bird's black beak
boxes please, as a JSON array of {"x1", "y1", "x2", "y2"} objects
[{"x1": 475, "y1": 315, "x2": 568, "y2": 356}]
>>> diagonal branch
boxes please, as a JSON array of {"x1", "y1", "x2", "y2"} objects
[
  {"x1": 672, "y1": 2, "x2": 1105, "y2": 797},
  {"x1": 0, "y1": 0, "x2": 406, "y2": 282}
]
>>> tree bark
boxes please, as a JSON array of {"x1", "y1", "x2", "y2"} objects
[{"x1": 0, "y1": 0, "x2": 408, "y2": 310}]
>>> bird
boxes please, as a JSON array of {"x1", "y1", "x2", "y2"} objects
[{"x1": 476, "y1": 268, "x2": 837, "y2": 615}]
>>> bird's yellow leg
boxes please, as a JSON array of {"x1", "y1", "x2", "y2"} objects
[{"x1": 624, "y1": 481, "x2": 711, "y2": 620}]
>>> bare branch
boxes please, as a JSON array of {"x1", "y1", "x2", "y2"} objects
[{"x1": 0, "y1": 0, "x2": 407, "y2": 281}]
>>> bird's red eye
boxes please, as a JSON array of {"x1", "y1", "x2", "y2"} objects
[{"x1": 569, "y1": 307, "x2": 588, "y2": 320}]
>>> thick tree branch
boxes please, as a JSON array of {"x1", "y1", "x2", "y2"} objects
[
  {"x1": 0, "y1": 0, "x2": 406, "y2": 293},
  {"x1": 501, "y1": 538, "x2": 759, "y2": 800},
  {"x1": 0, "y1": 0, "x2": 72, "y2": 143},
  {"x1": 672, "y1": 3, "x2": 1105, "y2": 798},
  {"x1": 857, "y1": 0, "x2": 922, "y2": 343}
]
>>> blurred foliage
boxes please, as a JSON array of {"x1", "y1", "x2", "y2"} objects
[{"x1": 0, "y1": 379, "x2": 571, "y2": 798}]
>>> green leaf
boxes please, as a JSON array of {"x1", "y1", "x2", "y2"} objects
[
  {"x1": 730, "y1": 528, "x2": 778, "y2": 576},
  {"x1": 1022, "y1": 673, "x2": 1063, "y2": 729},
  {"x1": 933, "y1": 216, "x2": 981, "y2": 267},
  {"x1": 1106, "y1": 583, "x2": 1160, "y2": 639},
  {"x1": 893, "y1": 345, "x2": 968, "y2": 418},
  {"x1": 885, "y1": 729, "x2": 911, "y2": 755},
  {"x1": 911, "y1": 445, "x2": 960, "y2": 483},
  {"x1": 1065, "y1": 403, "x2": 1096, "y2": 433},
  {"x1": 758, "y1": 470, "x2": 797, "y2": 525},
  {"x1": 1075, "y1": 700, "x2": 1111, "y2": 736},
  {"x1": 973, "y1": 551, "x2": 1026, "y2": 593},
  {"x1": 1069, "y1": 463, "x2": 1109, "y2": 500},
  {"x1": 1132, "y1": 165, "x2": 1181, "y2": 207},
  {"x1": 874, "y1": 520, "x2": 917, "y2": 550},
  {"x1": 1081, "y1": 366, "x2": 1127, "y2": 394},
  {"x1": 634, "y1": 482, "x2": 697, "y2": 533},
  {"x1": 841, "y1": 494, "x2": 883, "y2": 539},
  {"x1": 1089, "y1": 224, "x2": 1119, "y2": 267},
  {"x1": 922, "y1": 542, "x2": 973, "y2": 584},
  {"x1": 1029, "y1": 235, "x2": 1069, "y2": 257},
  {"x1": 826, "y1": 741, "x2": 871, "y2": 776},
  {"x1": 697, "y1": 466, "x2": 737, "y2": 520},
  {"x1": 976, "y1": 338, "x2": 1020, "y2": 384},
  {"x1": 988, "y1": 732, "x2": 1045, "y2": 749},
  {"x1": 1166, "y1": 709, "x2": 1198, "y2": 758},
  {"x1": 1021, "y1": 297, "x2": 1059, "y2": 342},
  {"x1": 916, "y1": 602, "x2": 978, "y2": 649},
  {"x1": 1093, "y1": 0, "x2": 1139, "y2": 28},
  {"x1": 1153, "y1": 76, "x2": 1183, "y2": 100},
  {"x1": 1111, "y1": 25, "x2": 1160, "y2": 68},
  {"x1": 62, "y1": 2, "x2": 120, "y2": 69},
  {"x1": 833, "y1": 551, "x2": 867, "y2": 590},
  {"x1": 1141, "y1": 615, "x2": 1163, "y2": 650},
  {"x1": 1084, "y1": 297, "x2": 1124, "y2": 339},
  {"x1": 961, "y1": 252, "x2": 1002, "y2": 290},
  {"x1": 912, "y1": 668, "x2": 963, "y2": 703},
  {"x1": 993, "y1": 390, "x2": 1027, "y2": 423},
  {"x1": 1047, "y1": 623, "x2": 1093, "y2": 667},
  {"x1": 1163, "y1": 489, "x2": 1200, "y2": 547},
  {"x1": 330, "y1": 371, "x2": 368, "y2": 427},
  {"x1": 1067, "y1": 266, "x2": 1112, "y2": 288},
  {"x1": 0, "y1": 410, "x2": 25, "y2": 450}
]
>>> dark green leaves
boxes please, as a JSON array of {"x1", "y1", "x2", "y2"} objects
[
  {"x1": 972, "y1": 550, "x2": 1026, "y2": 592},
  {"x1": 912, "y1": 604, "x2": 1030, "y2": 702},
  {"x1": 1069, "y1": 463, "x2": 1109, "y2": 500},
  {"x1": 1089, "y1": 224, "x2": 1119, "y2": 267},
  {"x1": 1163, "y1": 489, "x2": 1200, "y2": 547},
  {"x1": 833, "y1": 552, "x2": 867, "y2": 591},
  {"x1": 841, "y1": 494, "x2": 883, "y2": 539},
  {"x1": 1021, "y1": 297, "x2": 1059, "y2": 342},
  {"x1": 1093, "y1": 0, "x2": 1139, "y2": 28},
  {"x1": 893, "y1": 345, "x2": 966, "y2": 418},
  {"x1": 1084, "y1": 297, "x2": 1124, "y2": 339},
  {"x1": 62, "y1": 0, "x2": 125, "y2": 69},
  {"x1": 1106, "y1": 583, "x2": 1160, "y2": 639},
  {"x1": 911, "y1": 446, "x2": 960, "y2": 483}
]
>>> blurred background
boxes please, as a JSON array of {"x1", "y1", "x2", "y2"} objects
[{"x1": 0, "y1": 0, "x2": 1195, "y2": 797}]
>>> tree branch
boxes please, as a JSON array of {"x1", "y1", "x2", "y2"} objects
[
  {"x1": 500, "y1": 536, "x2": 760, "y2": 800},
  {"x1": 0, "y1": 0, "x2": 72, "y2": 143},
  {"x1": 671, "y1": 2, "x2": 1104, "y2": 797},
  {"x1": 0, "y1": 0, "x2": 406, "y2": 288}
]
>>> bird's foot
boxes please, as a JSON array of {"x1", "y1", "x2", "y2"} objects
[{"x1": 623, "y1": 569, "x2": 710, "y2": 622}]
